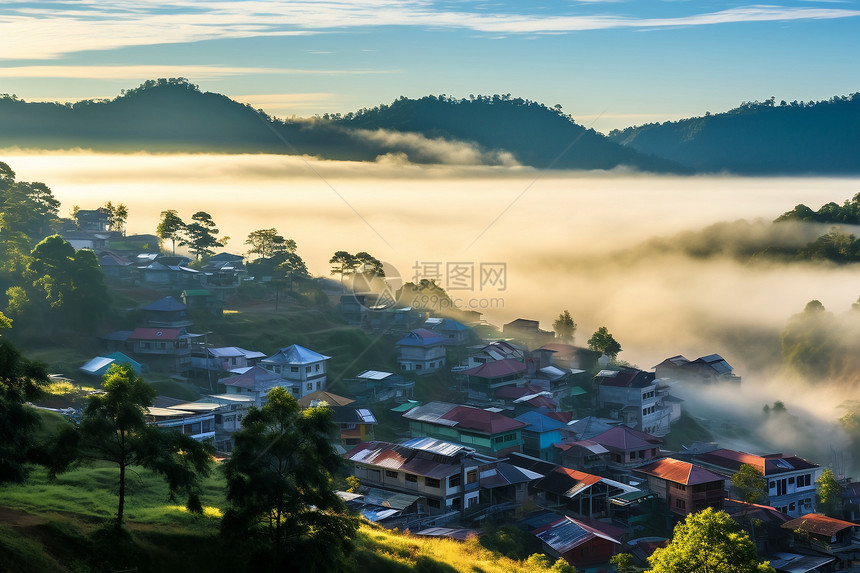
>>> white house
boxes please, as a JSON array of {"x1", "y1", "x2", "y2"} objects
[{"x1": 260, "y1": 344, "x2": 331, "y2": 397}]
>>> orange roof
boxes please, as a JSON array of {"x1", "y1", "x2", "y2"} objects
[
  {"x1": 554, "y1": 466, "x2": 602, "y2": 487},
  {"x1": 782, "y1": 513, "x2": 857, "y2": 536},
  {"x1": 634, "y1": 457, "x2": 725, "y2": 486}
]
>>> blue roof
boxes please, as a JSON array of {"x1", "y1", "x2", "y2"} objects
[
  {"x1": 263, "y1": 344, "x2": 331, "y2": 365},
  {"x1": 396, "y1": 329, "x2": 445, "y2": 347},
  {"x1": 440, "y1": 318, "x2": 470, "y2": 331},
  {"x1": 514, "y1": 411, "x2": 568, "y2": 433},
  {"x1": 141, "y1": 296, "x2": 186, "y2": 312}
]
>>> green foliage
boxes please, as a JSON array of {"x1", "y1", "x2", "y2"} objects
[
  {"x1": 0, "y1": 162, "x2": 60, "y2": 240},
  {"x1": 731, "y1": 464, "x2": 768, "y2": 505},
  {"x1": 552, "y1": 310, "x2": 577, "y2": 342},
  {"x1": 587, "y1": 326, "x2": 622, "y2": 359},
  {"x1": 49, "y1": 364, "x2": 213, "y2": 529},
  {"x1": 0, "y1": 338, "x2": 50, "y2": 483},
  {"x1": 775, "y1": 193, "x2": 860, "y2": 225},
  {"x1": 346, "y1": 475, "x2": 361, "y2": 493},
  {"x1": 647, "y1": 508, "x2": 775, "y2": 573},
  {"x1": 816, "y1": 468, "x2": 843, "y2": 517},
  {"x1": 611, "y1": 552, "x2": 634, "y2": 573},
  {"x1": 156, "y1": 209, "x2": 185, "y2": 255},
  {"x1": 221, "y1": 387, "x2": 359, "y2": 571},
  {"x1": 100, "y1": 201, "x2": 128, "y2": 234},
  {"x1": 779, "y1": 300, "x2": 838, "y2": 381},
  {"x1": 179, "y1": 211, "x2": 224, "y2": 260},
  {"x1": 245, "y1": 228, "x2": 296, "y2": 259}
]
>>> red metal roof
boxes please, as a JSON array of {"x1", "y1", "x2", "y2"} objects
[
  {"x1": 441, "y1": 406, "x2": 527, "y2": 435},
  {"x1": 634, "y1": 457, "x2": 725, "y2": 485},
  {"x1": 693, "y1": 448, "x2": 818, "y2": 476},
  {"x1": 128, "y1": 327, "x2": 184, "y2": 340},
  {"x1": 782, "y1": 513, "x2": 857, "y2": 536},
  {"x1": 463, "y1": 358, "x2": 527, "y2": 379}
]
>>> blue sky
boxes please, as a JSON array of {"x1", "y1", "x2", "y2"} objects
[{"x1": 1, "y1": 0, "x2": 859, "y2": 132}]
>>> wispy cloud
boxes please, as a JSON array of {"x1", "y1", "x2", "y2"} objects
[
  {"x1": 2, "y1": 1, "x2": 858, "y2": 60},
  {"x1": 0, "y1": 65, "x2": 396, "y2": 79}
]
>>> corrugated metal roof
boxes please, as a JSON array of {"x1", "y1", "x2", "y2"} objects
[
  {"x1": 263, "y1": 344, "x2": 331, "y2": 365},
  {"x1": 533, "y1": 516, "x2": 621, "y2": 554},
  {"x1": 634, "y1": 457, "x2": 725, "y2": 486},
  {"x1": 357, "y1": 370, "x2": 394, "y2": 380},
  {"x1": 463, "y1": 358, "x2": 527, "y2": 379},
  {"x1": 782, "y1": 514, "x2": 857, "y2": 537},
  {"x1": 591, "y1": 425, "x2": 663, "y2": 451}
]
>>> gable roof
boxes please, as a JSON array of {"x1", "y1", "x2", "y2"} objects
[
  {"x1": 533, "y1": 516, "x2": 622, "y2": 554},
  {"x1": 590, "y1": 425, "x2": 663, "y2": 451},
  {"x1": 128, "y1": 327, "x2": 187, "y2": 341},
  {"x1": 515, "y1": 411, "x2": 568, "y2": 433},
  {"x1": 463, "y1": 358, "x2": 527, "y2": 379},
  {"x1": 595, "y1": 368, "x2": 656, "y2": 388},
  {"x1": 693, "y1": 354, "x2": 733, "y2": 374},
  {"x1": 396, "y1": 328, "x2": 445, "y2": 347},
  {"x1": 782, "y1": 513, "x2": 856, "y2": 536},
  {"x1": 262, "y1": 344, "x2": 331, "y2": 365},
  {"x1": 297, "y1": 390, "x2": 355, "y2": 408},
  {"x1": 219, "y1": 365, "x2": 285, "y2": 391},
  {"x1": 403, "y1": 401, "x2": 527, "y2": 435},
  {"x1": 344, "y1": 440, "x2": 482, "y2": 479},
  {"x1": 692, "y1": 448, "x2": 819, "y2": 476},
  {"x1": 634, "y1": 457, "x2": 726, "y2": 485},
  {"x1": 536, "y1": 467, "x2": 603, "y2": 497}
]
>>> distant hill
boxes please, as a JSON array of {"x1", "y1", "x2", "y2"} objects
[
  {"x1": 608, "y1": 94, "x2": 860, "y2": 175},
  {"x1": 0, "y1": 79, "x2": 684, "y2": 172},
  {"x1": 335, "y1": 94, "x2": 686, "y2": 172}
]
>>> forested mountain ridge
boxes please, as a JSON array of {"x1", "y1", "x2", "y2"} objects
[
  {"x1": 608, "y1": 94, "x2": 860, "y2": 174},
  {"x1": 0, "y1": 79, "x2": 683, "y2": 172}
]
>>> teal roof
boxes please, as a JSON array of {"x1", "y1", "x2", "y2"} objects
[
  {"x1": 263, "y1": 344, "x2": 331, "y2": 365},
  {"x1": 390, "y1": 400, "x2": 422, "y2": 413},
  {"x1": 514, "y1": 411, "x2": 568, "y2": 433}
]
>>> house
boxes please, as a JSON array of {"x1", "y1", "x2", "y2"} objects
[
  {"x1": 554, "y1": 440, "x2": 612, "y2": 473},
  {"x1": 197, "y1": 393, "x2": 255, "y2": 451},
  {"x1": 537, "y1": 343, "x2": 601, "y2": 371},
  {"x1": 341, "y1": 370, "x2": 415, "y2": 404},
  {"x1": 403, "y1": 401, "x2": 527, "y2": 458},
  {"x1": 59, "y1": 229, "x2": 111, "y2": 250},
  {"x1": 502, "y1": 318, "x2": 554, "y2": 347},
  {"x1": 595, "y1": 368, "x2": 678, "y2": 436},
  {"x1": 693, "y1": 449, "x2": 821, "y2": 518},
  {"x1": 191, "y1": 346, "x2": 266, "y2": 375},
  {"x1": 564, "y1": 416, "x2": 621, "y2": 441},
  {"x1": 425, "y1": 317, "x2": 473, "y2": 346},
  {"x1": 97, "y1": 250, "x2": 134, "y2": 282},
  {"x1": 532, "y1": 516, "x2": 624, "y2": 569},
  {"x1": 126, "y1": 327, "x2": 202, "y2": 373},
  {"x1": 181, "y1": 289, "x2": 223, "y2": 316},
  {"x1": 135, "y1": 256, "x2": 200, "y2": 288},
  {"x1": 461, "y1": 359, "x2": 527, "y2": 400},
  {"x1": 80, "y1": 352, "x2": 144, "y2": 377},
  {"x1": 587, "y1": 426, "x2": 664, "y2": 476},
  {"x1": 769, "y1": 552, "x2": 836, "y2": 573},
  {"x1": 534, "y1": 466, "x2": 641, "y2": 520},
  {"x1": 514, "y1": 411, "x2": 568, "y2": 462},
  {"x1": 395, "y1": 329, "x2": 446, "y2": 374},
  {"x1": 219, "y1": 365, "x2": 294, "y2": 406},
  {"x1": 463, "y1": 340, "x2": 525, "y2": 368},
  {"x1": 146, "y1": 405, "x2": 216, "y2": 443},
  {"x1": 327, "y1": 405, "x2": 378, "y2": 447},
  {"x1": 260, "y1": 344, "x2": 331, "y2": 397},
  {"x1": 346, "y1": 438, "x2": 541, "y2": 520},
  {"x1": 340, "y1": 487, "x2": 424, "y2": 529},
  {"x1": 74, "y1": 208, "x2": 109, "y2": 231},
  {"x1": 140, "y1": 296, "x2": 193, "y2": 328},
  {"x1": 722, "y1": 499, "x2": 791, "y2": 555},
  {"x1": 781, "y1": 514, "x2": 860, "y2": 567},
  {"x1": 654, "y1": 354, "x2": 741, "y2": 384},
  {"x1": 633, "y1": 457, "x2": 727, "y2": 517},
  {"x1": 199, "y1": 253, "x2": 245, "y2": 293}
]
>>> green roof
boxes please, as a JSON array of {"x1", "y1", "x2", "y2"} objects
[
  {"x1": 568, "y1": 386, "x2": 588, "y2": 396},
  {"x1": 182, "y1": 289, "x2": 212, "y2": 297},
  {"x1": 390, "y1": 401, "x2": 422, "y2": 413}
]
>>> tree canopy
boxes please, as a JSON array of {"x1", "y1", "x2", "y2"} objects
[
  {"x1": 553, "y1": 310, "x2": 577, "y2": 342},
  {"x1": 50, "y1": 364, "x2": 213, "y2": 529},
  {"x1": 587, "y1": 326, "x2": 622, "y2": 359},
  {"x1": 731, "y1": 463, "x2": 768, "y2": 505},
  {"x1": 245, "y1": 228, "x2": 296, "y2": 259},
  {"x1": 816, "y1": 468, "x2": 843, "y2": 517},
  {"x1": 156, "y1": 209, "x2": 185, "y2": 255},
  {"x1": 647, "y1": 508, "x2": 775, "y2": 573},
  {"x1": 221, "y1": 386, "x2": 358, "y2": 571},
  {"x1": 178, "y1": 211, "x2": 225, "y2": 260}
]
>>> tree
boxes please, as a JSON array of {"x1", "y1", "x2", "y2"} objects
[
  {"x1": 50, "y1": 364, "x2": 213, "y2": 529},
  {"x1": 101, "y1": 201, "x2": 129, "y2": 235},
  {"x1": 647, "y1": 508, "x2": 776, "y2": 573},
  {"x1": 276, "y1": 251, "x2": 310, "y2": 291},
  {"x1": 780, "y1": 300, "x2": 838, "y2": 381},
  {"x1": 221, "y1": 387, "x2": 359, "y2": 571},
  {"x1": 179, "y1": 211, "x2": 224, "y2": 260},
  {"x1": 329, "y1": 250, "x2": 357, "y2": 287},
  {"x1": 245, "y1": 228, "x2": 295, "y2": 259},
  {"x1": 156, "y1": 210, "x2": 185, "y2": 255},
  {"x1": 587, "y1": 326, "x2": 622, "y2": 359},
  {"x1": 0, "y1": 164, "x2": 60, "y2": 240},
  {"x1": 816, "y1": 468, "x2": 843, "y2": 517},
  {"x1": 0, "y1": 338, "x2": 50, "y2": 484},
  {"x1": 354, "y1": 251, "x2": 384, "y2": 277},
  {"x1": 553, "y1": 310, "x2": 577, "y2": 342},
  {"x1": 731, "y1": 463, "x2": 768, "y2": 505},
  {"x1": 610, "y1": 552, "x2": 634, "y2": 573}
]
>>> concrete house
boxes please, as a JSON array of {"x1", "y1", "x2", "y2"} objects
[
  {"x1": 693, "y1": 448, "x2": 821, "y2": 518},
  {"x1": 395, "y1": 329, "x2": 446, "y2": 374},
  {"x1": 260, "y1": 344, "x2": 331, "y2": 397},
  {"x1": 633, "y1": 457, "x2": 727, "y2": 517},
  {"x1": 595, "y1": 368, "x2": 678, "y2": 436},
  {"x1": 461, "y1": 359, "x2": 527, "y2": 400},
  {"x1": 220, "y1": 365, "x2": 294, "y2": 406}
]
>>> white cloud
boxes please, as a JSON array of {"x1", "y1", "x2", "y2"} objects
[
  {"x1": 2, "y1": 2, "x2": 858, "y2": 60},
  {"x1": 0, "y1": 65, "x2": 396, "y2": 79}
]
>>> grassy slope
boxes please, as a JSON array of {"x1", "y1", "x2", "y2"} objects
[{"x1": 0, "y1": 461, "x2": 561, "y2": 573}]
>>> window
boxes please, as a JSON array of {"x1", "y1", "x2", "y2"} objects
[
  {"x1": 788, "y1": 476, "x2": 795, "y2": 484},
  {"x1": 789, "y1": 502, "x2": 796, "y2": 512},
  {"x1": 504, "y1": 434, "x2": 516, "y2": 442},
  {"x1": 385, "y1": 470, "x2": 398, "y2": 479},
  {"x1": 306, "y1": 366, "x2": 311, "y2": 373},
  {"x1": 291, "y1": 387, "x2": 299, "y2": 395},
  {"x1": 406, "y1": 474, "x2": 418, "y2": 483},
  {"x1": 306, "y1": 383, "x2": 313, "y2": 390},
  {"x1": 468, "y1": 496, "x2": 478, "y2": 508},
  {"x1": 291, "y1": 367, "x2": 299, "y2": 373},
  {"x1": 428, "y1": 499, "x2": 441, "y2": 509},
  {"x1": 425, "y1": 477, "x2": 440, "y2": 488},
  {"x1": 449, "y1": 474, "x2": 461, "y2": 488},
  {"x1": 675, "y1": 499, "x2": 686, "y2": 509},
  {"x1": 467, "y1": 470, "x2": 477, "y2": 485},
  {"x1": 315, "y1": 364, "x2": 320, "y2": 372}
]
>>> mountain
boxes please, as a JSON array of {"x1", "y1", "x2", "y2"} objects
[
  {"x1": 335, "y1": 94, "x2": 687, "y2": 172},
  {"x1": 608, "y1": 94, "x2": 860, "y2": 175},
  {"x1": 0, "y1": 79, "x2": 684, "y2": 172}
]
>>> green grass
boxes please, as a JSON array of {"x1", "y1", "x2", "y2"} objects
[{"x1": 663, "y1": 411, "x2": 714, "y2": 451}]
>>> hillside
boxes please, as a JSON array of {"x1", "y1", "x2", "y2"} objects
[
  {"x1": 609, "y1": 94, "x2": 860, "y2": 174},
  {"x1": 0, "y1": 79, "x2": 682, "y2": 172},
  {"x1": 336, "y1": 94, "x2": 686, "y2": 172}
]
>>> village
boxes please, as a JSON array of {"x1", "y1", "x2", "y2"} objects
[{"x1": 32, "y1": 207, "x2": 860, "y2": 573}]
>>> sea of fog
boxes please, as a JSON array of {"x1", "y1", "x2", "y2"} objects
[{"x1": 7, "y1": 150, "x2": 860, "y2": 466}]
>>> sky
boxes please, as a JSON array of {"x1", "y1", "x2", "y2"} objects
[{"x1": 1, "y1": 0, "x2": 859, "y2": 133}]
